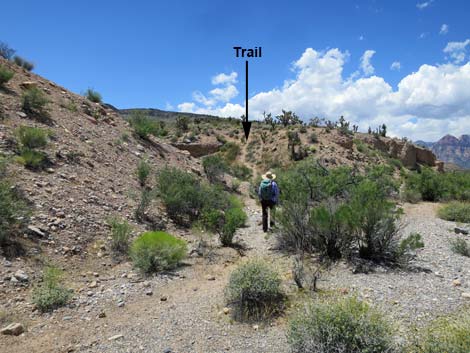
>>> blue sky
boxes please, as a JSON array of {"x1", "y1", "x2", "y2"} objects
[{"x1": 1, "y1": 0, "x2": 470, "y2": 140}]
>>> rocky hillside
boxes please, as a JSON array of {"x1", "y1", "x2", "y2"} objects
[
  {"x1": 416, "y1": 134, "x2": 470, "y2": 169},
  {"x1": 116, "y1": 107, "x2": 219, "y2": 122}
]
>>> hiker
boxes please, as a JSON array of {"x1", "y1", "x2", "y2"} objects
[{"x1": 258, "y1": 171, "x2": 280, "y2": 232}]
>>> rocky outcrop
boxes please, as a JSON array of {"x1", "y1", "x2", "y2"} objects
[
  {"x1": 171, "y1": 142, "x2": 222, "y2": 158},
  {"x1": 359, "y1": 135, "x2": 437, "y2": 168}
]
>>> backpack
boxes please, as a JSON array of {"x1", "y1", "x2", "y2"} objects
[{"x1": 259, "y1": 179, "x2": 273, "y2": 201}]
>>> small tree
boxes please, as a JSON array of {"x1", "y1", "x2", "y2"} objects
[
  {"x1": 0, "y1": 41, "x2": 15, "y2": 59},
  {"x1": 176, "y1": 116, "x2": 190, "y2": 133}
]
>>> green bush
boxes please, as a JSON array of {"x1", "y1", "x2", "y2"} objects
[
  {"x1": 156, "y1": 167, "x2": 228, "y2": 225},
  {"x1": 13, "y1": 56, "x2": 34, "y2": 71},
  {"x1": 450, "y1": 238, "x2": 470, "y2": 257},
  {"x1": 108, "y1": 217, "x2": 132, "y2": 254},
  {"x1": 84, "y1": 88, "x2": 102, "y2": 103},
  {"x1": 130, "y1": 231, "x2": 187, "y2": 274},
  {"x1": 32, "y1": 266, "x2": 71, "y2": 312},
  {"x1": 225, "y1": 260, "x2": 284, "y2": 321},
  {"x1": 202, "y1": 154, "x2": 228, "y2": 183},
  {"x1": 438, "y1": 201, "x2": 470, "y2": 223},
  {"x1": 288, "y1": 297, "x2": 396, "y2": 353},
  {"x1": 309, "y1": 132, "x2": 318, "y2": 143},
  {"x1": 220, "y1": 142, "x2": 240, "y2": 162},
  {"x1": 16, "y1": 126, "x2": 48, "y2": 149},
  {"x1": 0, "y1": 178, "x2": 30, "y2": 245},
  {"x1": 136, "y1": 158, "x2": 151, "y2": 187},
  {"x1": 0, "y1": 65, "x2": 14, "y2": 86},
  {"x1": 230, "y1": 163, "x2": 252, "y2": 181},
  {"x1": 411, "y1": 311, "x2": 470, "y2": 353},
  {"x1": 0, "y1": 41, "x2": 15, "y2": 60},
  {"x1": 19, "y1": 149, "x2": 47, "y2": 170},
  {"x1": 401, "y1": 187, "x2": 422, "y2": 203},
  {"x1": 176, "y1": 116, "x2": 190, "y2": 132},
  {"x1": 22, "y1": 87, "x2": 49, "y2": 115},
  {"x1": 129, "y1": 112, "x2": 165, "y2": 140}
]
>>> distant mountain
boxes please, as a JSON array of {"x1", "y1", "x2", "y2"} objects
[
  {"x1": 111, "y1": 107, "x2": 222, "y2": 122},
  {"x1": 416, "y1": 135, "x2": 470, "y2": 169}
]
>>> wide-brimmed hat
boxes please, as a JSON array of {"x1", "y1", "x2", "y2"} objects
[{"x1": 262, "y1": 171, "x2": 276, "y2": 180}]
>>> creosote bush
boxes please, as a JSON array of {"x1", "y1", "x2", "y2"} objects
[
  {"x1": 108, "y1": 217, "x2": 132, "y2": 254},
  {"x1": 84, "y1": 88, "x2": 102, "y2": 103},
  {"x1": 129, "y1": 112, "x2": 166, "y2": 140},
  {"x1": 22, "y1": 87, "x2": 49, "y2": 116},
  {"x1": 0, "y1": 165, "x2": 31, "y2": 245},
  {"x1": 450, "y1": 238, "x2": 470, "y2": 257},
  {"x1": 202, "y1": 154, "x2": 228, "y2": 183},
  {"x1": 130, "y1": 231, "x2": 187, "y2": 274},
  {"x1": 136, "y1": 158, "x2": 151, "y2": 187},
  {"x1": 438, "y1": 201, "x2": 470, "y2": 223},
  {"x1": 13, "y1": 56, "x2": 34, "y2": 71},
  {"x1": 16, "y1": 126, "x2": 48, "y2": 149},
  {"x1": 288, "y1": 296, "x2": 396, "y2": 353},
  {"x1": 32, "y1": 266, "x2": 72, "y2": 312},
  {"x1": 409, "y1": 311, "x2": 470, "y2": 353},
  {"x1": 225, "y1": 260, "x2": 284, "y2": 321},
  {"x1": 0, "y1": 65, "x2": 14, "y2": 86}
]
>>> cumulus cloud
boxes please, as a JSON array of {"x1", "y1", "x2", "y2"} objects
[
  {"x1": 439, "y1": 24, "x2": 449, "y2": 35},
  {"x1": 360, "y1": 50, "x2": 376, "y2": 76},
  {"x1": 444, "y1": 39, "x2": 470, "y2": 64},
  {"x1": 416, "y1": 1, "x2": 433, "y2": 10},
  {"x1": 390, "y1": 61, "x2": 401, "y2": 71},
  {"x1": 179, "y1": 71, "x2": 239, "y2": 111},
  {"x1": 178, "y1": 47, "x2": 470, "y2": 140},
  {"x1": 211, "y1": 72, "x2": 238, "y2": 85}
]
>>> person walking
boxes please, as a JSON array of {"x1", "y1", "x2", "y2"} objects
[{"x1": 258, "y1": 171, "x2": 280, "y2": 232}]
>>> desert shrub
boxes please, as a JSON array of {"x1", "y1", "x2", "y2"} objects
[
  {"x1": 108, "y1": 217, "x2": 132, "y2": 254},
  {"x1": 388, "y1": 158, "x2": 403, "y2": 170},
  {"x1": 309, "y1": 132, "x2": 318, "y2": 143},
  {"x1": 136, "y1": 158, "x2": 151, "y2": 187},
  {"x1": 0, "y1": 65, "x2": 14, "y2": 86},
  {"x1": 225, "y1": 260, "x2": 284, "y2": 321},
  {"x1": 13, "y1": 56, "x2": 34, "y2": 71},
  {"x1": 130, "y1": 231, "x2": 187, "y2": 274},
  {"x1": 0, "y1": 42, "x2": 15, "y2": 59},
  {"x1": 405, "y1": 169, "x2": 470, "y2": 202},
  {"x1": 129, "y1": 112, "x2": 165, "y2": 140},
  {"x1": 201, "y1": 195, "x2": 247, "y2": 246},
  {"x1": 22, "y1": 87, "x2": 49, "y2": 116},
  {"x1": 231, "y1": 178, "x2": 241, "y2": 192},
  {"x1": 288, "y1": 296, "x2": 396, "y2": 353},
  {"x1": 410, "y1": 311, "x2": 470, "y2": 353},
  {"x1": 219, "y1": 142, "x2": 240, "y2": 162},
  {"x1": 401, "y1": 187, "x2": 422, "y2": 203},
  {"x1": 438, "y1": 201, "x2": 470, "y2": 223},
  {"x1": 0, "y1": 179, "x2": 30, "y2": 245},
  {"x1": 299, "y1": 125, "x2": 307, "y2": 133},
  {"x1": 32, "y1": 266, "x2": 72, "y2": 312},
  {"x1": 450, "y1": 238, "x2": 470, "y2": 257},
  {"x1": 18, "y1": 149, "x2": 47, "y2": 170},
  {"x1": 134, "y1": 188, "x2": 153, "y2": 222},
  {"x1": 84, "y1": 88, "x2": 102, "y2": 103},
  {"x1": 175, "y1": 116, "x2": 190, "y2": 132},
  {"x1": 16, "y1": 126, "x2": 48, "y2": 149},
  {"x1": 156, "y1": 167, "x2": 227, "y2": 225},
  {"x1": 231, "y1": 163, "x2": 252, "y2": 181},
  {"x1": 202, "y1": 154, "x2": 228, "y2": 183}
]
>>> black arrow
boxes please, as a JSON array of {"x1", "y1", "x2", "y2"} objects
[{"x1": 242, "y1": 60, "x2": 252, "y2": 140}]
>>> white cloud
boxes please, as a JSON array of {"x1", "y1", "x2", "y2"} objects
[
  {"x1": 211, "y1": 72, "x2": 238, "y2": 85},
  {"x1": 416, "y1": 1, "x2": 433, "y2": 10},
  {"x1": 358, "y1": 35, "x2": 364, "y2": 41},
  {"x1": 165, "y1": 102, "x2": 174, "y2": 111},
  {"x1": 360, "y1": 50, "x2": 376, "y2": 76},
  {"x1": 419, "y1": 32, "x2": 428, "y2": 39},
  {"x1": 444, "y1": 39, "x2": 470, "y2": 64},
  {"x1": 178, "y1": 47, "x2": 470, "y2": 140},
  {"x1": 390, "y1": 61, "x2": 401, "y2": 71},
  {"x1": 439, "y1": 24, "x2": 449, "y2": 35}
]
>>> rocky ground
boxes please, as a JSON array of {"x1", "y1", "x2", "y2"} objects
[{"x1": 2, "y1": 196, "x2": 470, "y2": 353}]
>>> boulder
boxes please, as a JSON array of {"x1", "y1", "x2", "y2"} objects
[
  {"x1": 415, "y1": 146, "x2": 436, "y2": 166},
  {"x1": 13, "y1": 270, "x2": 29, "y2": 282},
  {"x1": 334, "y1": 135, "x2": 353, "y2": 149},
  {"x1": 1, "y1": 323, "x2": 24, "y2": 336},
  {"x1": 19, "y1": 81, "x2": 38, "y2": 90}
]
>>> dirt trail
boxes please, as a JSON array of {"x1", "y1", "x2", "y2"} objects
[{"x1": 2, "y1": 190, "x2": 291, "y2": 353}]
